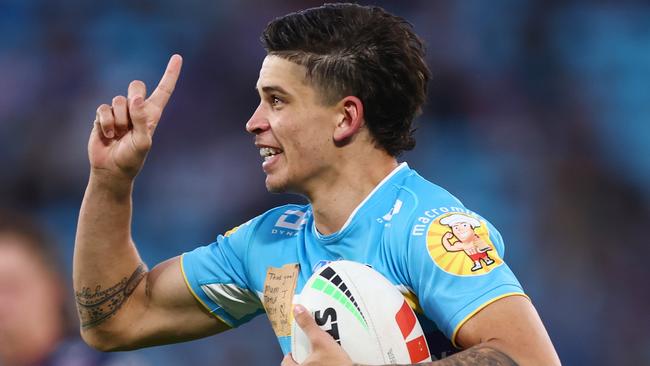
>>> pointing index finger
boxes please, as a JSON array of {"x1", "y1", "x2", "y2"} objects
[{"x1": 148, "y1": 54, "x2": 183, "y2": 109}]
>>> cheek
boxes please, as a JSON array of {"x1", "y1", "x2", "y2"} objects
[
  {"x1": 277, "y1": 109, "x2": 334, "y2": 161},
  {"x1": 287, "y1": 128, "x2": 323, "y2": 157}
]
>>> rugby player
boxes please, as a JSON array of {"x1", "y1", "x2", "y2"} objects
[{"x1": 74, "y1": 4, "x2": 560, "y2": 365}]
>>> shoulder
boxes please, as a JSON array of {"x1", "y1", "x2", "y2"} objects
[
  {"x1": 389, "y1": 167, "x2": 506, "y2": 255},
  {"x1": 239, "y1": 203, "x2": 311, "y2": 243},
  {"x1": 258, "y1": 203, "x2": 311, "y2": 228},
  {"x1": 383, "y1": 168, "x2": 525, "y2": 342},
  {"x1": 389, "y1": 168, "x2": 466, "y2": 228},
  {"x1": 220, "y1": 203, "x2": 310, "y2": 241},
  {"x1": 184, "y1": 203, "x2": 310, "y2": 267}
]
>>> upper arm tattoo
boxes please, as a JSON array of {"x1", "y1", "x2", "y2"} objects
[{"x1": 75, "y1": 263, "x2": 147, "y2": 328}]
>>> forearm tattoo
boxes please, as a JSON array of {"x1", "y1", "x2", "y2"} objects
[{"x1": 75, "y1": 264, "x2": 147, "y2": 328}]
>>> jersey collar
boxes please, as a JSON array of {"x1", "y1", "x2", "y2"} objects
[{"x1": 312, "y1": 162, "x2": 410, "y2": 241}]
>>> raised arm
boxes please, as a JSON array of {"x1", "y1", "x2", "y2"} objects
[{"x1": 74, "y1": 55, "x2": 229, "y2": 351}]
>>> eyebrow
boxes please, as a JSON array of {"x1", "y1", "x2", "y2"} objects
[{"x1": 256, "y1": 85, "x2": 291, "y2": 97}]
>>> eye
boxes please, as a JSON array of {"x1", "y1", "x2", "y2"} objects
[{"x1": 270, "y1": 95, "x2": 283, "y2": 107}]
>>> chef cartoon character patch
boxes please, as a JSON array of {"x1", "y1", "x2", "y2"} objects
[{"x1": 426, "y1": 213, "x2": 503, "y2": 276}]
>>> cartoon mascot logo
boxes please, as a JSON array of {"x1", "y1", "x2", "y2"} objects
[{"x1": 426, "y1": 213, "x2": 503, "y2": 276}]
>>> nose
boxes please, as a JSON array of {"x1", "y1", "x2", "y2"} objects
[{"x1": 246, "y1": 104, "x2": 270, "y2": 135}]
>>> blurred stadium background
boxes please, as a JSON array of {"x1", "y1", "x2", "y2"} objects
[{"x1": 1, "y1": 0, "x2": 649, "y2": 365}]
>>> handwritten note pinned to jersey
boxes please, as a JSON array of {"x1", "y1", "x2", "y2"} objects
[{"x1": 263, "y1": 263, "x2": 300, "y2": 337}]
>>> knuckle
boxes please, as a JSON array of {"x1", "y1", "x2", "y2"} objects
[
  {"x1": 112, "y1": 95, "x2": 126, "y2": 105},
  {"x1": 99, "y1": 111, "x2": 114, "y2": 125},
  {"x1": 129, "y1": 80, "x2": 145, "y2": 89},
  {"x1": 96, "y1": 104, "x2": 110, "y2": 114},
  {"x1": 137, "y1": 139, "x2": 152, "y2": 153},
  {"x1": 100, "y1": 119, "x2": 113, "y2": 128}
]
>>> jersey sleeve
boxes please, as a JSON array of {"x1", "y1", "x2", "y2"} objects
[
  {"x1": 181, "y1": 218, "x2": 264, "y2": 328},
  {"x1": 403, "y1": 205, "x2": 527, "y2": 347}
]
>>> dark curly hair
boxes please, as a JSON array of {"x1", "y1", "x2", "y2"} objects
[{"x1": 261, "y1": 3, "x2": 431, "y2": 156}]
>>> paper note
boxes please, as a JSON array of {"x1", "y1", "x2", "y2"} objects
[{"x1": 263, "y1": 263, "x2": 300, "y2": 337}]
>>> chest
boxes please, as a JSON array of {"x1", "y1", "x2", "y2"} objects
[
  {"x1": 247, "y1": 219, "x2": 403, "y2": 299},
  {"x1": 248, "y1": 232, "x2": 455, "y2": 358}
]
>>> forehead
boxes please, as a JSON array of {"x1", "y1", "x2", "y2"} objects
[{"x1": 256, "y1": 55, "x2": 311, "y2": 94}]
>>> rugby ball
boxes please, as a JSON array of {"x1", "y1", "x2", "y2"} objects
[{"x1": 291, "y1": 261, "x2": 431, "y2": 365}]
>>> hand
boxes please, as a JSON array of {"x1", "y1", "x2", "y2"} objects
[
  {"x1": 281, "y1": 305, "x2": 354, "y2": 366},
  {"x1": 89, "y1": 54, "x2": 183, "y2": 180},
  {"x1": 442, "y1": 232, "x2": 454, "y2": 241}
]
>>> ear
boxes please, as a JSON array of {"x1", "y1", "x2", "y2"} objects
[{"x1": 333, "y1": 96, "x2": 364, "y2": 143}]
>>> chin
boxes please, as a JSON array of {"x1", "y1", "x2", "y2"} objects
[
  {"x1": 266, "y1": 184, "x2": 285, "y2": 193},
  {"x1": 265, "y1": 176, "x2": 288, "y2": 193},
  {"x1": 265, "y1": 173, "x2": 303, "y2": 194}
]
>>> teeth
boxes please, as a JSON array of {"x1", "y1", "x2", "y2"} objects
[{"x1": 259, "y1": 147, "x2": 282, "y2": 158}]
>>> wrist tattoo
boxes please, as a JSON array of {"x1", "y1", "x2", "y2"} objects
[{"x1": 75, "y1": 263, "x2": 147, "y2": 328}]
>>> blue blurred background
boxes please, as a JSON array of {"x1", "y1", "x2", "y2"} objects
[{"x1": 1, "y1": 0, "x2": 649, "y2": 365}]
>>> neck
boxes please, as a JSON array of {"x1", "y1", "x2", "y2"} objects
[{"x1": 307, "y1": 153, "x2": 399, "y2": 235}]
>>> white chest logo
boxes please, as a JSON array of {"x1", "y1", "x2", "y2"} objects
[{"x1": 379, "y1": 199, "x2": 403, "y2": 223}]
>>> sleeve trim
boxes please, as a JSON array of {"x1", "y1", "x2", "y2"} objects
[
  {"x1": 450, "y1": 292, "x2": 530, "y2": 348},
  {"x1": 180, "y1": 253, "x2": 234, "y2": 328}
]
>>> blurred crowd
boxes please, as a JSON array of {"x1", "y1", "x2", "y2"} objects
[{"x1": 1, "y1": 0, "x2": 648, "y2": 365}]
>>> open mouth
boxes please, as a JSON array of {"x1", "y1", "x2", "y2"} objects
[{"x1": 259, "y1": 147, "x2": 283, "y2": 161}]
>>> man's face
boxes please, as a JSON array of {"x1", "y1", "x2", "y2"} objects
[{"x1": 246, "y1": 55, "x2": 340, "y2": 194}]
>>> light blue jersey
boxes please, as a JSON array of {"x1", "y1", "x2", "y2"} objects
[{"x1": 181, "y1": 163, "x2": 526, "y2": 358}]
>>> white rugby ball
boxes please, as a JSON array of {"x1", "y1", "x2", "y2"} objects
[{"x1": 291, "y1": 260, "x2": 431, "y2": 365}]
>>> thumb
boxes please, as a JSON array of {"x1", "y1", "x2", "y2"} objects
[{"x1": 294, "y1": 304, "x2": 325, "y2": 346}]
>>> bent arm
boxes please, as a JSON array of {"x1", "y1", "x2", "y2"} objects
[
  {"x1": 386, "y1": 296, "x2": 560, "y2": 366},
  {"x1": 73, "y1": 174, "x2": 229, "y2": 351},
  {"x1": 284, "y1": 293, "x2": 559, "y2": 366}
]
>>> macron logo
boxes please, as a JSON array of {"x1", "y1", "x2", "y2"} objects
[{"x1": 382, "y1": 199, "x2": 403, "y2": 222}]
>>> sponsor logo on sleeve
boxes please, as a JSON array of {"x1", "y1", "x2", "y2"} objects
[
  {"x1": 424, "y1": 213, "x2": 503, "y2": 276},
  {"x1": 272, "y1": 209, "x2": 308, "y2": 237}
]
